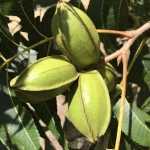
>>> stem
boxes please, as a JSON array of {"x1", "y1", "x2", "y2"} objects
[
  {"x1": 0, "y1": 29, "x2": 25, "y2": 49},
  {"x1": 20, "y1": 0, "x2": 47, "y2": 39},
  {"x1": 127, "y1": 37, "x2": 148, "y2": 75},
  {"x1": 105, "y1": 27, "x2": 149, "y2": 149},
  {"x1": 105, "y1": 21, "x2": 150, "y2": 63},
  {"x1": 0, "y1": 37, "x2": 53, "y2": 70},
  {"x1": 115, "y1": 53, "x2": 129, "y2": 150},
  {"x1": 97, "y1": 29, "x2": 134, "y2": 38},
  {"x1": 28, "y1": 50, "x2": 31, "y2": 66},
  {"x1": 0, "y1": 54, "x2": 7, "y2": 61},
  {"x1": 105, "y1": 50, "x2": 122, "y2": 62},
  {"x1": 114, "y1": 38, "x2": 147, "y2": 149}
]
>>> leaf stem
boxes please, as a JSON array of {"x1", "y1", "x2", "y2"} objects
[
  {"x1": 0, "y1": 29, "x2": 26, "y2": 49},
  {"x1": 0, "y1": 53, "x2": 7, "y2": 61},
  {"x1": 0, "y1": 37, "x2": 53, "y2": 70},
  {"x1": 127, "y1": 37, "x2": 148, "y2": 75},
  {"x1": 28, "y1": 50, "x2": 31, "y2": 66}
]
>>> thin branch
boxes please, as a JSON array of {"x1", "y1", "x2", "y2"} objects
[
  {"x1": 105, "y1": 21, "x2": 150, "y2": 63},
  {"x1": 115, "y1": 52, "x2": 129, "y2": 150},
  {"x1": 28, "y1": 50, "x2": 31, "y2": 66},
  {"x1": 19, "y1": 0, "x2": 48, "y2": 39},
  {"x1": 103, "y1": 21, "x2": 150, "y2": 150},
  {"x1": 0, "y1": 53, "x2": 7, "y2": 61},
  {"x1": 0, "y1": 29, "x2": 25, "y2": 49},
  {"x1": 97, "y1": 29, "x2": 135, "y2": 38},
  {"x1": 0, "y1": 37, "x2": 53, "y2": 70},
  {"x1": 127, "y1": 37, "x2": 148, "y2": 75}
]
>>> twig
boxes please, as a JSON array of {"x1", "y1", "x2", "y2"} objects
[
  {"x1": 0, "y1": 53, "x2": 7, "y2": 61},
  {"x1": 20, "y1": 0, "x2": 48, "y2": 39},
  {"x1": 0, "y1": 28, "x2": 26, "y2": 49},
  {"x1": 115, "y1": 51, "x2": 129, "y2": 150},
  {"x1": 105, "y1": 21, "x2": 150, "y2": 63},
  {"x1": 127, "y1": 37, "x2": 148, "y2": 75},
  {"x1": 103, "y1": 21, "x2": 150, "y2": 150},
  {"x1": 0, "y1": 37, "x2": 53, "y2": 70},
  {"x1": 97, "y1": 29, "x2": 135, "y2": 38},
  {"x1": 28, "y1": 50, "x2": 31, "y2": 66}
]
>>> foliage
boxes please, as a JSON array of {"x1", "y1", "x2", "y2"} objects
[{"x1": 0, "y1": 0, "x2": 150, "y2": 150}]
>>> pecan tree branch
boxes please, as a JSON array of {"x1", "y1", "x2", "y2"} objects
[
  {"x1": 0, "y1": 37, "x2": 53, "y2": 70},
  {"x1": 103, "y1": 21, "x2": 150, "y2": 150},
  {"x1": 104, "y1": 21, "x2": 150, "y2": 63},
  {"x1": 97, "y1": 29, "x2": 134, "y2": 38},
  {"x1": 115, "y1": 51, "x2": 129, "y2": 150}
]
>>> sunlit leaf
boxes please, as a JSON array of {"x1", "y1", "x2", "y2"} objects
[
  {"x1": 113, "y1": 99, "x2": 150, "y2": 147},
  {"x1": 0, "y1": 71, "x2": 41, "y2": 150}
]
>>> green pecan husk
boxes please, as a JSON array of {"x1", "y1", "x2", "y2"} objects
[
  {"x1": 68, "y1": 70, "x2": 111, "y2": 142},
  {"x1": 10, "y1": 55, "x2": 79, "y2": 103},
  {"x1": 51, "y1": 2, "x2": 100, "y2": 69}
]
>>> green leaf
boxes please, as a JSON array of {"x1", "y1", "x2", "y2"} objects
[
  {"x1": 0, "y1": 139, "x2": 9, "y2": 150},
  {"x1": 113, "y1": 99, "x2": 150, "y2": 147},
  {"x1": 141, "y1": 96, "x2": 150, "y2": 113},
  {"x1": 142, "y1": 53, "x2": 150, "y2": 75},
  {"x1": 120, "y1": 134, "x2": 144, "y2": 150},
  {"x1": 144, "y1": 71, "x2": 150, "y2": 90},
  {"x1": 87, "y1": 0, "x2": 128, "y2": 30},
  {"x1": 32, "y1": 100, "x2": 69, "y2": 150},
  {"x1": 0, "y1": 71, "x2": 41, "y2": 150},
  {"x1": 131, "y1": 1, "x2": 150, "y2": 26},
  {"x1": 102, "y1": 0, "x2": 128, "y2": 30},
  {"x1": 0, "y1": 13, "x2": 13, "y2": 40},
  {"x1": 142, "y1": 53, "x2": 150, "y2": 90},
  {"x1": 87, "y1": 0, "x2": 128, "y2": 53}
]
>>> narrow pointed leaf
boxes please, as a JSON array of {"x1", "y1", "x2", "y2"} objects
[
  {"x1": 87, "y1": 0, "x2": 128, "y2": 52},
  {"x1": 0, "y1": 13, "x2": 13, "y2": 40},
  {"x1": 87, "y1": 0, "x2": 128, "y2": 30},
  {"x1": 113, "y1": 99, "x2": 150, "y2": 147},
  {"x1": 0, "y1": 71, "x2": 41, "y2": 150}
]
